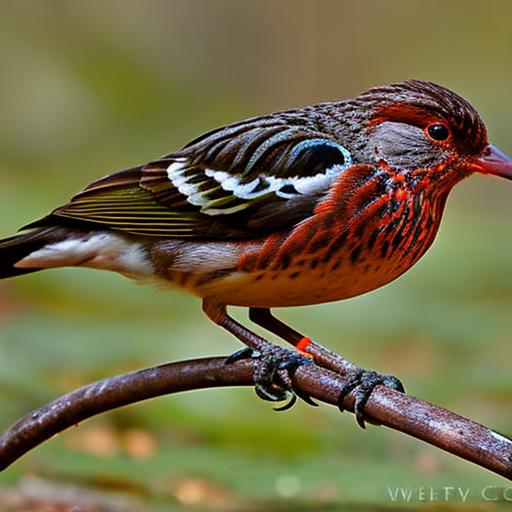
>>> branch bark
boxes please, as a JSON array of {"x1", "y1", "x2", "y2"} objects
[{"x1": 0, "y1": 356, "x2": 511, "y2": 479}]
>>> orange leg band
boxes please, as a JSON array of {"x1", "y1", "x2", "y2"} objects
[{"x1": 296, "y1": 336, "x2": 312, "y2": 353}]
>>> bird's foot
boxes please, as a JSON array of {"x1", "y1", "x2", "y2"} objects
[
  {"x1": 337, "y1": 369, "x2": 404, "y2": 429},
  {"x1": 226, "y1": 345, "x2": 316, "y2": 411}
]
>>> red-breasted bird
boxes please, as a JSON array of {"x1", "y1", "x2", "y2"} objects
[{"x1": 1, "y1": 80, "x2": 511, "y2": 425}]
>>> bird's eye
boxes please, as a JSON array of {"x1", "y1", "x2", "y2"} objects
[{"x1": 426, "y1": 123, "x2": 450, "y2": 142}]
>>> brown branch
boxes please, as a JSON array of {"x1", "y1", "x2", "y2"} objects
[{"x1": 0, "y1": 356, "x2": 511, "y2": 479}]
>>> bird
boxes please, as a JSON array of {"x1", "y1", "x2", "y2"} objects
[{"x1": 1, "y1": 80, "x2": 511, "y2": 426}]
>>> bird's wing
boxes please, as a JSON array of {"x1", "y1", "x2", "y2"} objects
[{"x1": 33, "y1": 118, "x2": 353, "y2": 238}]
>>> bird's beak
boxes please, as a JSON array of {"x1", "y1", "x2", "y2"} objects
[{"x1": 468, "y1": 144, "x2": 512, "y2": 180}]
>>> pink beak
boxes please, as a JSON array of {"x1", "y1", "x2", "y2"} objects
[{"x1": 468, "y1": 144, "x2": 512, "y2": 180}]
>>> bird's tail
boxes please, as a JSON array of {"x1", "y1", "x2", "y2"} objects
[
  {"x1": 0, "y1": 226, "x2": 153, "y2": 280},
  {"x1": 0, "y1": 226, "x2": 70, "y2": 279}
]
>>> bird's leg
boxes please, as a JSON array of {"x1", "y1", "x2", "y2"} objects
[
  {"x1": 202, "y1": 298, "x2": 313, "y2": 408},
  {"x1": 249, "y1": 307, "x2": 405, "y2": 427},
  {"x1": 249, "y1": 308, "x2": 358, "y2": 373}
]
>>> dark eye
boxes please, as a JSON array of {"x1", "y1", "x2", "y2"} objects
[{"x1": 426, "y1": 123, "x2": 450, "y2": 142}]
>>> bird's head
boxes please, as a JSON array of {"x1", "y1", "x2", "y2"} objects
[{"x1": 353, "y1": 80, "x2": 512, "y2": 189}]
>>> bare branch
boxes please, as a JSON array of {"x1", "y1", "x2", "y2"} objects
[{"x1": 0, "y1": 356, "x2": 511, "y2": 479}]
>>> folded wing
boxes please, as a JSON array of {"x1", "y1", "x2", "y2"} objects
[{"x1": 31, "y1": 117, "x2": 354, "y2": 238}]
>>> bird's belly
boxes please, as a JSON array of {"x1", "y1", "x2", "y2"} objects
[
  {"x1": 153, "y1": 221, "x2": 437, "y2": 307},
  {"x1": 193, "y1": 252, "x2": 413, "y2": 307}
]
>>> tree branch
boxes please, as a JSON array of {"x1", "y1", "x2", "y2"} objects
[{"x1": 0, "y1": 356, "x2": 511, "y2": 479}]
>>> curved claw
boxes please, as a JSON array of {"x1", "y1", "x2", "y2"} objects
[
  {"x1": 255, "y1": 382, "x2": 286, "y2": 402},
  {"x1": 337, "y1": 370, "x2": 405, "y2": 429},
  {"x1": 273, "y1": 393, "x2": 297, "y2": 412},
  {"x1": 242, "y1": 344, "x2": 314, "y2": 410},
  {"x1": 354, "y1": 390, "x2": 372, "y2": 429},
  {"x1": 225, "y1": 347, "x2": 258, "y2": 365},
  {"x1": 295, "y1": 388, "x2": 319, "y2": 407},
  {"x1": 276, "y1": 355, "x2": 312, "y2": 373},
  {"x1": 337, "y1": 370, "x2": 363, "y2": 413},
  {"x1": 382, "y1": 375, "x2": 405, "y2": 394}
]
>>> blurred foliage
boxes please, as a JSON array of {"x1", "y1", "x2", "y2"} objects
[{"x1": 0, "y1": 1, "x2": 512, "y2": 510}]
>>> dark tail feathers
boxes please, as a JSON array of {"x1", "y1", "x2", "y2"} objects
[{"x1": 0, "y1": 227, "x2": 68, "y2": 279}]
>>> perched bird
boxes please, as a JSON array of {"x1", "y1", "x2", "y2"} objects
[{"x1": 1, "y1": 80, "x2": 511, "y2": 424}]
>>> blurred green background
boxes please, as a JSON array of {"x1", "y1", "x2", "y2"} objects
[{"x1": 0, "y1": 1, "x2": 511, "y2": 510}]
